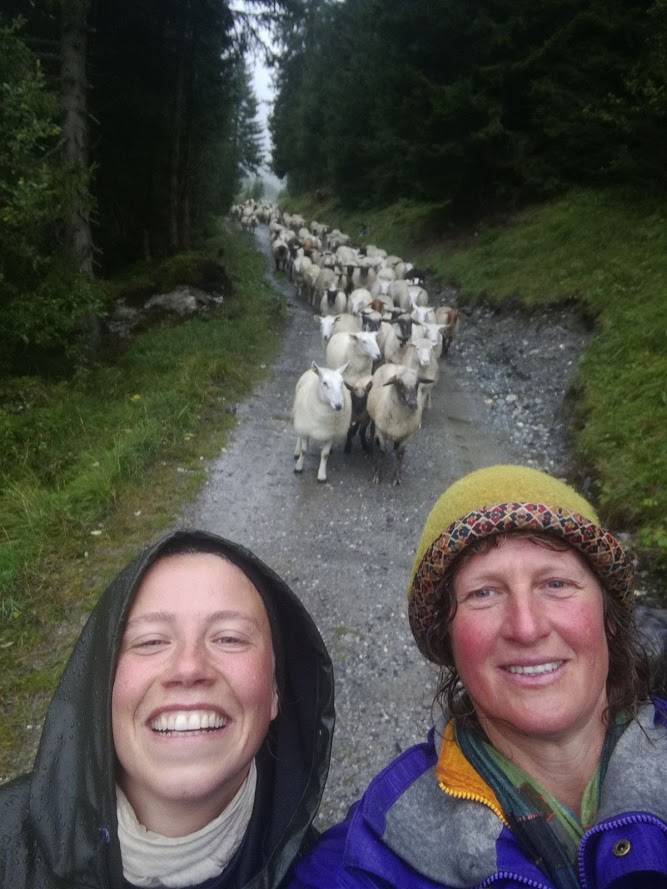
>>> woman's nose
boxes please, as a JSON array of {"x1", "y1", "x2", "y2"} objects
[
  {"x1": 502, "y1": 591, "x2": 550, "y2": 642},
  {"x1": 165, "y1": 640, "x2": 216, "y2": 686}
]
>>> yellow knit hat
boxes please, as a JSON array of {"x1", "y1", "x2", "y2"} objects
[{"x1": 408, "y1": 465, "x2": 635, "y2": 662}]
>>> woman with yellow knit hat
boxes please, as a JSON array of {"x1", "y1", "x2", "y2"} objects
[{"x1": 290, "y1": 465, "x2": 667, "y2": 889}]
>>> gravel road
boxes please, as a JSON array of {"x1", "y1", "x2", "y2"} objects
[{"x1": 181, "y1": 224, "x2": 666, "y2": 828}]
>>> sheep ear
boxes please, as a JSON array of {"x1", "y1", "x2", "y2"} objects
[
  {"x1": 311, "y1": 362, "x2": 320, "y2": 374},
  {"x1": 337, "y1": 361, "x2": 350, "y2": 375},
  {"x1": 365, "y1": 380, "x2": 374, "y2": 394}
]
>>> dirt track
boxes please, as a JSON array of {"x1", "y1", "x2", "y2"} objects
[{"x1": 180, "y1": 225, "x2": 542, "y2": 826}]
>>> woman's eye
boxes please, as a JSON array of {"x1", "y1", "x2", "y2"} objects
[
  {"x1": 544, "y1": 578, "x2": 575, "y2": 595},
  {"x1": 131, "y1": 637, "x2": 168, "y2": 650},
  {"x1": 214, "y1": 633, "x2": 247, "y2": 646},
  {"x1": 463, "y1": 587, "x2": 498, "y2": 607}
]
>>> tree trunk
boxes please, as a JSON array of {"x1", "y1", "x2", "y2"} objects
[
  {"x1": 169, "y1": 0, "x2": 195, "y2": 254},
  {"x1": 61, "y1": 0, "x2": 94, "y2": 275}
]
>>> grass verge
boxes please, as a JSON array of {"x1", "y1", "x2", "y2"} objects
[{"x1": 0, "y1": 221, "x2": 286, "y2": 780}]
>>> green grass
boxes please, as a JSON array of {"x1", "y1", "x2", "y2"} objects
[
  {"x1": 285, "y1": 187, "x2": 667, "y2": 572},
  {"x1": 0, "y1": 221, "x2": 286, "y2": 780}
]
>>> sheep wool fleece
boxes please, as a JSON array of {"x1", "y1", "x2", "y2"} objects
[
  {"x1": 290, "y1": 701, "x2": 667, "y2": 889},
  {"x1": 0, "y1": 529, "x2": 335, "y2": 889}
]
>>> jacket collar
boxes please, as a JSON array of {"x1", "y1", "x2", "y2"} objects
[{"x1": 356, "y1": 702, "x2": 667, "y2": 888}]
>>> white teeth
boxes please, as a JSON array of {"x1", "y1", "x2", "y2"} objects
[
  {"x1": 151, "y1": 711, "x2": 227, "y2": 733},
  {"x1": 507, "y1": 661, "x2": 563, "y2": 675}
]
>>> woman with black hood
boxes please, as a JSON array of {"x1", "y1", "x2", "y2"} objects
[{"x1": 0, "y1": 529, "x2": 334, "y2": 889}]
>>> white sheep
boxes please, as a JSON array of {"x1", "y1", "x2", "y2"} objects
[
  {"x1": 325, "y1": 330, "x2": 381, "y2": 386},
  {"x1": 363, "y1": 245, "x2": 388, "y2": 261},
  {"x1": 401, "y1": 336, "x2": 439, "y2": 410},
  {"x1": 406, "y1": 285, "x2": 430, "y2": 310},
  {"x1": 292, "y1": 362, "x2": 352, "y2": 483},
  {"x1": 348, "y1": 287, "x2": 373, "y2": 316},
  {"x1": 316, "y1": 313, "x2": 362, "y2": 347},
  {"x1": 240, "y1": 213, "x2": 258, "y2": 234},
  {"x1": 291, "y1": 252, "x2": 313, "y2": 296},
  {"x1": 370, "y1": 277, "x2": 393, "y2": 299},
  {"x1": 319, "y1": 285, "x2": 347, "y2": 316},
  {"x1": 387, "y1": 279, "x2": 411, "y2": 308},
  {"x1": 335, "y1": 245, "x2": 360, "y2": 267},
  {"x1": 350, "y1": 260, "x2": 377, "y2": 292},
  {"x1": 416, "y1": 321, "x2": 448, "y2": 360},
  {"x1": 410, "y1": 304, "x2": 436, "y2": 327},
  {"x1": 302, "y1": 263, "x2": 322, "y2": 304},
  {"x1": 366, "y1": 364, "x2": 427, "y2": 485},
  {"x1": 312, "y1": 266, "x2": 340, "y2": 308},
  {"x1": 393, "y1": 260, "x2": 414, "y2": 280}
]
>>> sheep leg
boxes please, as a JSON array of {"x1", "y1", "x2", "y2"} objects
[
  {"x1": 372, "y1": 430, "x2": 386, "y2": 484},
  {"x1": 359, "y1": 419, "x2": 371, "y2": 454},
  {"x1": 344, "y1": 422, "x2": 359, "y2": 454},
  {"x1": 392, "y1": 441, "x2": 406, "y2": 486},
  {"x1": 367, "y1": 420, "x2": 376, "y2": 455},
  {"x1": 294, "y1": 437, "x2": 307, "y2": 473},
  {"x1": 317, "y1": 441, "x2": 333, "y2": 483}
]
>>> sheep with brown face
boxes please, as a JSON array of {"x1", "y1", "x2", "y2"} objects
[{"x1": 366, "y1": 364, "x2": 428, "y2": 486}]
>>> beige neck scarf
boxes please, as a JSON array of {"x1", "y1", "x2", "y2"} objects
[{"x1": 116, "y1": 760, "x2": 257, "y2": 888}]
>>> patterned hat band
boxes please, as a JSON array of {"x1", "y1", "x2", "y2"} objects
[{"x1": 408, "y1": 501, "x2": 635, "y2": 663}]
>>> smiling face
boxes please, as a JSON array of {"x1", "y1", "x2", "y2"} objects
[
  {"x1": 112, "y1": 553, "x2": 278, "y2": 836},
  {"x1": 450, "y1": 536, "x2": 609, "y2": 754}
]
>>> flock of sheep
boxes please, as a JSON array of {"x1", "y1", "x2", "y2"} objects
[{"x1": 231, "y1": 200, "x2": 459, "y2": 486}]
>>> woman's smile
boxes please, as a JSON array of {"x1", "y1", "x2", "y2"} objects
[{"x1": 149, "y1": 709, "x2": 230, "y2": 734}]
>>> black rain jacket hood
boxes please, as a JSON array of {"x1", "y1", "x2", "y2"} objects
[{"x1": 0, "y1": 529, "x2": 334, "y2": 889}]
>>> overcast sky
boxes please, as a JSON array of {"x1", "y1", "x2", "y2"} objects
[
  {"x1": 249, "y1": 45, "x2": 284, "y2": 191},
  {"x1": 251, "y1": 52, "x2": 273, "y2": 156}
]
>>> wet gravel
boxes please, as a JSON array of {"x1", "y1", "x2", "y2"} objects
[{"x1": 446, "y1": 294, "x2": 590, "y2": 480}]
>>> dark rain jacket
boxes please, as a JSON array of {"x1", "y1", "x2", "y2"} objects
[{"x1": 0, "y1": 529, "x2": 335, "y2": 889}]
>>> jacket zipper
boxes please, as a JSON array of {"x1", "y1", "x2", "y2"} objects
[
  {"x1": 438, "y1": 780, "x2": 510, "y2": 827},
  {"x1": 578, "y1": 813, "x2": 667, "y2": 889},
  {"x1": 478, "y1": 872, "x2": 552, "y2": 888}
]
